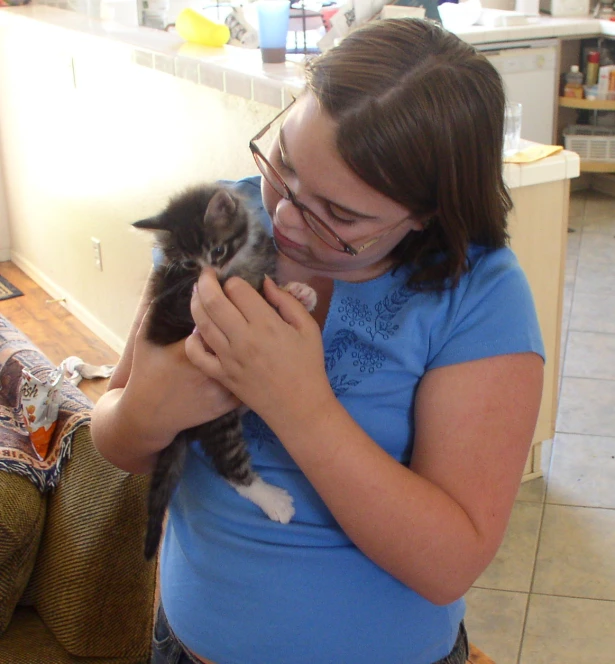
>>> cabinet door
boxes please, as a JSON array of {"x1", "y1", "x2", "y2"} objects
[{"x1": 508, "y1": 179, "x2": 569, "y2": 475}]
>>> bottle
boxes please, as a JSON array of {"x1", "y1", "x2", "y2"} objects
[
  {"x1": 586, "y1": 51, "x2": 600, "y2": 87},
  {"x1": 564, "y1": 65, "x2": 584, "y2": 99}
]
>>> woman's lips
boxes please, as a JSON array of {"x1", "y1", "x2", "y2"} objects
[{"x1": 273, "y1": 225, "x2": 303, "y2": 250}]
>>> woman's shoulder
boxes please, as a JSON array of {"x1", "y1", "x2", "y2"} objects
[{"x1": 426, "y1": 244, "x2": 545, "y2": 369}]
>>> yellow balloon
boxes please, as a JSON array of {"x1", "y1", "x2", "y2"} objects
[{"x1": 175, "y1": 8, "x2": 230, "y2": 48}]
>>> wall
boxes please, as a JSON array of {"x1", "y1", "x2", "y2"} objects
[
  {"x1": 0, "y1": 15, "x2": 277, "y2": 351},
  {"x1": 0, "y1": 141, "x2": 11, "y2": 262}
]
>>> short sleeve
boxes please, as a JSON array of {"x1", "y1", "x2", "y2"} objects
[{"x1": 426, "y1": 247, "x2": 545, "y2": 370}]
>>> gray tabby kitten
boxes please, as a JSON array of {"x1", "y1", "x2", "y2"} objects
[{"x1": 133, "y1": 184, "x2": 316, "y2": 560}]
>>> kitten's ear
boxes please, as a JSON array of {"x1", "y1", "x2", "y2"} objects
[
  {"x1": 133, "y1": 215, "x2": 166, "y2": 231},
  {"x1": 204, "y1": 189, "x2": 236, "y2": 224}
]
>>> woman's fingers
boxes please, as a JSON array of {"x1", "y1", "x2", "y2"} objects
[
  {"x1": 262, "y1": 276, "x2": 312, "y2": 328},
  {"x1": 185, "y1": 330, "x2": 222, "y2": 378}
]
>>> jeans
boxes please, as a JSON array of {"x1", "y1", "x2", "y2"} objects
[{"x1": 151, "y1": 604, "x2": 469, "y2": 664}]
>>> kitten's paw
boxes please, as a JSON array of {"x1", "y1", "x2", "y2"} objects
[
  {"x1": 283, "y1": 281, "x2": 318, "y2": 312},
  {"x1": 232, "y1": 476, "x2": 295, "y2": 524}
]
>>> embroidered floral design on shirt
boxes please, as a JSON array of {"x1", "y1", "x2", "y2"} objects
[
  {"x1": 338, "y1": 298, "x2": 371, "y2": 328},
  {"x1": 366, "y1": 289, "x2": 413, "y2": 341},
  {"x1": 325, "y1": 329, "x2": 358, "y2": 372},
  {"x1": 351, "y1": 343, "x2": 386, "y2": 373},
  {"x1": 326, "y1": 286, "x2": 412, "y2": 391}
]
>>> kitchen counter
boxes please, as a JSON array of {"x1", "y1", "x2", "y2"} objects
[
  {"x1": 0, "y1": 4, "x2": 582, "y2": 189},
  {"x1": 0, "y1": 5, "x2": 591, "y2": 184}
]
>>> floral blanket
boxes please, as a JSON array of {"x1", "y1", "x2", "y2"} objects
[{"x1": 0, "y1": 316, "x2": 92, "y2": 491}]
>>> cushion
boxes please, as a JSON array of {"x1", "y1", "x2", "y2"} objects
[
  {"x1": 0, "y1": 472, "x2": 46, "y2": 635},
  {"x1": 23, "y1": 425, "x2": 156, "y2": 661},
  {"x1": 0, "y1": 606, "x2": 140, "y2": 664}
]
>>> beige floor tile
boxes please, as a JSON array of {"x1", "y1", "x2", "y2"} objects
[
  {"x1": 583, "y1": 190, "x2": 615, "y2": 219},
  {"x1": 517, "y1": 440, "x2": 552, "y2": 503},
  {"x1": 567, "y1": 217, "x2": 584, "y2": 233},
  {"x1": 566, "y1": 229, "x2": 582, "y2": 257},
  {"x1": 556, "y1": 376, "x2": 615, "y2": 437},
  {"x1": 474, "y1": 502, "x2": 543, "y2": 593},
  {"x1": 465, "y1": 588, "x2": 528, "y2": 664},
  {"x1": 578, "y1": 232, "x2": 615, "y2": 266},
  {"x1": 568, "y1": 191, "x2": 587, "y2": 219},
  {"x1": 533, "y1": 504, "x2": 615, "y2": 601},
  {"x1": 574, "y1": 260, "x2": 615, "y2": 297},
  {"x1": 547, "y1": 433, "x2": 615, "y2": 509},
  {"x1": 464, "y1": 588, "x2": 527, "y2": 664},
  {"x1": 570, "y1": 291, "x2": 615, "y2": 334},
  {"x1": 563, "y1": 331, "x2": 615, "y2": 380},
  {"x1": 581, "y1": 215, "x2": 615, "y2": 234},
  {"x1": 517, "y1": 476, "x2": 547, "y2": 504},
  {"x1": 520, "y1": 594, "x2": 615, "y2": 664}
]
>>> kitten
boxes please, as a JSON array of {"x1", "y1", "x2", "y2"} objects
[{"x1": 133, "y1": 184, "x2": 316, "y2": 560}]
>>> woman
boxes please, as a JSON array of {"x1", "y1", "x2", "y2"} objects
[{"x1": 91, "y1": 18, "x2": 544, "y2": 664}]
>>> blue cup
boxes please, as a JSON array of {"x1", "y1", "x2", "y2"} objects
[{"x1": 256, "y1": 0, "x2": 290, "y2": 63}]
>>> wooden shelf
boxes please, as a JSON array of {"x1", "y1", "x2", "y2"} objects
[
  {"x1": 578, "y1": 159, "x2": 615, "y2": 173},
  {"x1": 559, "y1": 97, "x2": 615, "y2": 111}
]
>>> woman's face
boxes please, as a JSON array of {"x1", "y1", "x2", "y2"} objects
[{"x1": 261, "y1": 94, "x2": 422, "y2": 282}]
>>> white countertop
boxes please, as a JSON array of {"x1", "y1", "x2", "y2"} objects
[{"x1": 0, "y1": 3, "x2": 581, "y2": 187}]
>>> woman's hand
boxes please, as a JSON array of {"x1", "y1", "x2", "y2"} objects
[
  {"x1": 185, "y1": 270, "x2": 331, "y2": 424},
  {"x1": 91, "y1": 298, "x2": 240, "y2": 474},
  {"x1": 121, "y1": 306, "x2": 242, "y2": 444}
]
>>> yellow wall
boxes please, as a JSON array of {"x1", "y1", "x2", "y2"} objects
[{"x1": 0, "y1": 16, "x2": 277, "y2": 351}]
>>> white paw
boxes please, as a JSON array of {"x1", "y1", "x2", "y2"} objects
[
  {"x1": 283, "y1": 281, "x2": 318, "y2": 312},
  {"x1": 231, "y1": 476, "x2": 295, "y2": 524}
]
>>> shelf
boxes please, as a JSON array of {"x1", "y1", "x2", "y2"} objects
[
  {"x1": 579, "y1": 160, "x2": 615, "y2": 173},
  {"x1": 559, "y1": 97, "x2": 615, "y2": 111}
]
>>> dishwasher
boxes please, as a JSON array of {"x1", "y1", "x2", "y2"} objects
[{"x1": 478, "y1": 39, "x2": 559, "y2": 145}]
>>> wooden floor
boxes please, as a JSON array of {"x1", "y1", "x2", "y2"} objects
[{"x1": 0, "y1": 261, "x2": 119, "y2": 403}]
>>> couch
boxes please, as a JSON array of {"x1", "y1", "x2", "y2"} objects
[{"x1": 0, "y1": 314, "x2": 156, "y2": 663}]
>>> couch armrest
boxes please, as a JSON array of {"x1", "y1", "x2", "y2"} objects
[
  {"x1": 0, "y1": 472, "x2": 47, "y2": 634},
  {"x1": 23, "y1": 425, "x2": 157, "y2": 662}
]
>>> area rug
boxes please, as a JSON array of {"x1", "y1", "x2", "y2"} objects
[{"x1": 0, "y1": 275, "x2": 23, "y2": 301}]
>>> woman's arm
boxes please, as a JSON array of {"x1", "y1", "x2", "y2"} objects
[
  {"x1": 186, "y1": 271, "x2": 543, "y2": 604},
  {"x1": 90, "y1": 271, "x2": 240, "y2": 474}
]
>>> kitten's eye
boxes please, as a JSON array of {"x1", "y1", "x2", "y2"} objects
[
  {"x1": 211, "y1": 246, "x2": 225, "y2": 260},
  {"x1": 182, "y1": 259, "x2": 198, "y2": 270}
]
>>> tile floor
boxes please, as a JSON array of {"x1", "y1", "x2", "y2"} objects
[{"x1": 463, "y1": 189, "x2": 615, "y2": 663}]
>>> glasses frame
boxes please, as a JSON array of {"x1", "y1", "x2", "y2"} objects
[{"x1": 249, "y1": 99, "x2": 409, "y2": 257}]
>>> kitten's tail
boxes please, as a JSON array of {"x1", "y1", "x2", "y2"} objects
[{"x1": 144, "y1": 434, "x2": 188, "y2": 560}]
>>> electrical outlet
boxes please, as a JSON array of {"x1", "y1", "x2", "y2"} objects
[{"x1": 91, "y1": 237, "x2": 103, "y2": 271}]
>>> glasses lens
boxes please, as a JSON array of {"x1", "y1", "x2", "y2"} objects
[
  {"x1": 253, "y1": 152, "x2": 289, "y2": 200},
  {"x1": 301, "y1": 209, "x2": 352, "y2": 252},
  {"x1": 252, "y1": 148, "x2": 354, "y2": 254}
]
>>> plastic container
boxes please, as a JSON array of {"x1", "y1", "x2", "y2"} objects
[
  {"x1": 564, "y1": 65, "x2": 584, "y2": 99},
  {"x1": 584, "y1": 84, "x2": 599, "y2": 100},
  {"x1": 175, "y1": 9, "x2": 230, "y2": 47},
  {"x1": 564, "y1": 125, "x2": 615, "y2": 162}
]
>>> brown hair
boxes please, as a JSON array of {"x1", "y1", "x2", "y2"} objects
[{"x1": 304, "y1": 18, "x2": 512, "y2": 290}]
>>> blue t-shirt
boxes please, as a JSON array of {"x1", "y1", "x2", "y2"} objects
[{"x1": 160, "y1": 176, "x2": 545, "y2": 664}]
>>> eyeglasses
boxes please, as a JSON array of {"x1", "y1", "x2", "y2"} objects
[{"x1": 249, "y1": 100, "x2": 410, "y2": 257}]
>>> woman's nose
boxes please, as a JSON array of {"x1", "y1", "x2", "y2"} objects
[{"x1": 275, "y1": 196, "x2": 307, "y2": 230}]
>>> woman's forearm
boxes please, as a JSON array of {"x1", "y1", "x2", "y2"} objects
[
  {"x1": 267, "y1": 395, "x2": 485, "y2": 605},
  {"x1": 90, "y1": 388, "x2": 172, "y2": 474}
]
